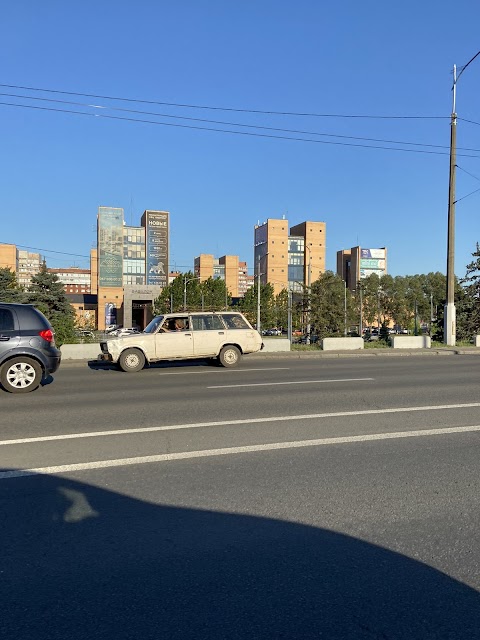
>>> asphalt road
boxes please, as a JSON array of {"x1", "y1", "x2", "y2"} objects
[{"x1": 1, "y1": 354, "x2": 480, "y2": 638}]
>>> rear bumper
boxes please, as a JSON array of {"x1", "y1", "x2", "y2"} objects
[{"x1": 46, "y1": 354, "x2": 61, "y2": 374}]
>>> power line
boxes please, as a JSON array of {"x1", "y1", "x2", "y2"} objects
[
  {"x1": 456, "y1": 165, "x2": 480, "y2": 182},
  {"x1": 454, "y1": 186, "x2": 480, "y2": 204},
  {"x1": 2, "y1": 100, "x2": 478, "y2": 157},
  {"x1": 2, "y1": 91, "x2": 477, "y2": 152},
  {"x1": 458, "y1": 117, "x2": 480, "y2": 127},
  {"x1": 0, "y1": 82, "x2": 449, "y2": 120}
]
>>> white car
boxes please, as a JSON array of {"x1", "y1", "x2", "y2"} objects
[{"x1": 98, "y1": 312, "x2": 263, "y2": 372}]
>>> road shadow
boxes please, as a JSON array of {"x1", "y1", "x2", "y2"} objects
[
  {"x1": 87, "y1": 358, "x2": 217, "y2": 371},
  {"x1": 1, "y1": 471, "x2": 479, "y2": 639}
]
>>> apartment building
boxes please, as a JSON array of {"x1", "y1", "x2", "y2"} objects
[
  {"x1": 0, "y1": 244, "x2": 43, "y2": 288},
  {"x1": 194, "y1": 254, "x2": 243, "y2": 298},
  {"x1": 48, "y1": 267, "x2": 91, "y2": 294},
  {"x1": 253, "y1": 217, "x2": 326, "y2": 295}
]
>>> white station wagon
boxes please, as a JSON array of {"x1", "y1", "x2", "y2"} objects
[{"x1": 98, "y1": 312, "x2": 263, "y2": 372}]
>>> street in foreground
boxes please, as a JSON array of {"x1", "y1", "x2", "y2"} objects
[{"x1": 1, "y1": 356, "x2": 480, "y2": 638}]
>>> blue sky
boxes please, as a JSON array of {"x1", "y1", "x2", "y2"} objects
[{"x1": 1, "y1": 1, "x2": 479, "y2": 278}]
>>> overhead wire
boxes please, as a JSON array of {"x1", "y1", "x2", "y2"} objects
[
  {"x1": 0, "y1": 82, "x2": 450, "y2": 119},
  {"x1": 1, "y1": 100, "x2": 478, "y2": 157},
  {"x1": 1, "y1": 91, "x2": 479, "y2": 152}
]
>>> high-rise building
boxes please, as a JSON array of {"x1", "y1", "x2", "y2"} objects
[
  {"x1": 253, "y1": 218, "x2": 326, "y2": 295},
  {"x1": 0, "y1": 244, "x2": 43, "y2": 288},
  {"x1": 95, "y1": 207, "x2": 169, "y2": 330},
  {"x1": 194, "y1": 254, "x2": 242, "y2": 298},
  {"x1": 337, "y1": 246, "x2": 387, "y2": 290},
  {"x1": 238, "y1": 261, "x2": 254, "y2": 297}
]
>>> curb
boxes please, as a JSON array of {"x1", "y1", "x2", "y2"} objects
[{"x1": 59, "y1": 347, "x2": 480, "y2": 367}]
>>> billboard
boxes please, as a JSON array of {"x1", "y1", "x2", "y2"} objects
[
  {"x1": 144, "y1": 210, "x2": 169, "y2": 287},
  {"x1": 98, "y1": 207, "x2": 124, "y2": 287},
  {"x1": 360, "y1": 258, "x2": 386, "y2": 270},
  {"x1": 361, "y1": 248, "x2": 386, "y2": 260},
  {"x1": 359, "y1": 248, "x2": 387, "y2": 280}
]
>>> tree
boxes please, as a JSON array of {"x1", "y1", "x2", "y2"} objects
[
  {"x1": 457, "y1": 242, "x2": 480, "y2": 340},
  {"x1": 25, "y1": 262, "x2": 76, "y2": 345},
  {"x1": 309, "y1": 271, "x2": 347, "y2": 338},
  {"x1": 0, "y1": 267, "x2": 23, "y2": 302},
  {"x1": 239, "y1": 282, "x2": 275, "y2": 329},
  {"x1": 153, "y1": 273, "x2": 231, "y2": 315}
]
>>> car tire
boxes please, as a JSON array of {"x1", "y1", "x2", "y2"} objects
[
  {"x1": 1, "y1": 356, "x2": 43, "y2": 393},
  {"x1": 218, "y1": 345, "x2": 241, "y2": 368},
  {"x1": 118, "y1": 348, "x2": 145, "y2": 373}
]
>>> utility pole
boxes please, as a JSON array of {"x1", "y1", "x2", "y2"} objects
[
  {"x1": 445, "y1": 64, "x2": 457, "y2": 346},
  {"x1": 183, "y1": 276, "x2": 187, "y2": 311},
  {"x1": 287, "y1": 288, "x2": 292, "y2": 343},
  {"x1": 256, "y1": 255, "x2": 261, "y2": 335},
  {"x1": 344, "y1": 280, "x2": 347, "y2": 336},
  {"x1": 305, "y1": 243, "x2": 312, "y2": 344},
  {"x1": 358, "y1": 281, "x2": 363, "y2": 336}
]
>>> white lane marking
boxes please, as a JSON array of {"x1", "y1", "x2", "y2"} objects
[
  {"x1": 1, "y1": 402, "x2": 480, "y2": 447},
  {"x1": 3, "y1": 424, "x2": 480, "y2": 479},
  {"x1": 156, "y1": 367, "x2": 290, "y2": 376},
  {"x1": 207, "y1": 377, "x2": 374, "y2": 389}
]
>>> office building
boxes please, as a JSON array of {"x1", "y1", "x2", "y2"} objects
[
  {"x1": 95, "y1": 206, "x2": 170, "y2": 330},
  {"x1": 253, "y1": 218, "x2": 326, "y2": 295},
  {"x1": 337, "y1": 246, "x2": 387, "y2": 290}
]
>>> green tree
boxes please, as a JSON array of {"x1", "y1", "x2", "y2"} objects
[
  {"x1": 310, "y1": 271, "x2": 347, "y2": 338},
  {"x1": 457, "y1": 242, "x2": 480, "y2": 340},
  {"x1": 153, "y1": 273, "x2": 231, "y2": 315},
  {"x1": 239, "y1": 282, "x2": 275, "y2": 329},
  {"x1": 25, "y1": 262, "x2": 76, "y2": 345},
  {"x1": 0, "y1": 267, "x2": 23, "y2": 302}
]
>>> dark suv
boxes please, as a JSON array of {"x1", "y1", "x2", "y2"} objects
[{"x1": 0, "y1": 303, "x2": 61, "y2": 393}]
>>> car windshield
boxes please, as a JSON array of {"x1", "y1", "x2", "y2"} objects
[{"x1": 144, "y1": 316, "x2": 164, "y2": 334}]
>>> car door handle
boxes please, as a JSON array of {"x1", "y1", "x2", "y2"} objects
[
  {"x1": 184, "y1": 333, "x2": 192, "y2": 336},
  {"x1": 0, "y1": 336, "x2": 10, "y2": 341},
  {"x1": 218, "y1": 331, "x2": 225, "y2": 335}
]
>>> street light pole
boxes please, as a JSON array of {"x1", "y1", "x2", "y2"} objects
[
  {"x1": 183, "y1": 276, "x2": 187, "y2": 311},
  {"x1": 344, "y1": 280, "x2": 347, "y2": 336}
]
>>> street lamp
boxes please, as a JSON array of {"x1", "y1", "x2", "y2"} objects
[
  {"x1": 445, "y1": 50, "x2": 480, "y2": 346},
  {"x1": 183, "y1": 275, "x2": 201, "y2": 311}
]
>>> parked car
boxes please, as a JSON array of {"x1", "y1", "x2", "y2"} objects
[
  {"x1": 297, "y1": 334, "x2": 319, "y2": 344},
  {"x1": 98, "y1": 312, "x2": 263, "y2": 372},
  {"x1": 0, "y1": 303, "x2": 61, "y2": 393}
]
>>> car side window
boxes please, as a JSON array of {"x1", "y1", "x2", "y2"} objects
[
  {"x1": 192, "y1": 315, "x2": 224, "y2": 331},
  {"x1": 222, "y1": 314, "x2": 249, "y2": 329},
  {"x1": 0, "y1": 309, "x2": 14, "y2": 331}
]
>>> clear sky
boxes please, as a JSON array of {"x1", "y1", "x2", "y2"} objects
[{"x1": 1, "y1": 1, "x2": 479, "y2": 278}]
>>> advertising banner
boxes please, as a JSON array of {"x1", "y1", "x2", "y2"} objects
[
  {"x1": 360, "y1": 258, "x2": 386, "y2": 270},
  {"x1": 145, "y1": 211, "x2": 169, "y2": 287},
  {"x1": 105, "y1": 303, "x2": 117, "y2": 327},
  {"x1": 361, "y1": 248, "x2": 386, "y2": 260},
  {"x1": 98, "y1": 207, "x2": 124, "y2": 287}
]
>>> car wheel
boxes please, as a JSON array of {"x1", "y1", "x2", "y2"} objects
[
  {"x1": 118, "y1": 349, "x2": 145, "y2": 373},
  {"x1": 218, "y1": 345, "x2": 241, "y2": 368},
  {"x1": 1, "y1": 357, "x2": 43, "y2": 393}
]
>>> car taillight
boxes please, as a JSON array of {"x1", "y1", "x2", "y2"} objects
[{"x1": 39, "y1": 329, "x2": 54, "y2": 342}]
